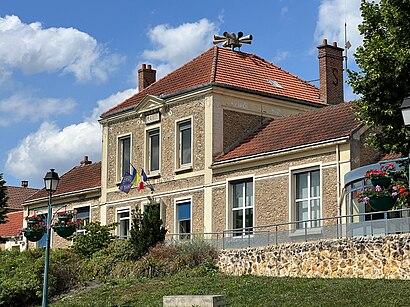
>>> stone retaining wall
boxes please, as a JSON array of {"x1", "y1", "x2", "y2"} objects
[{"x1": 217, "y1": 234, "x2": 410, "y2": 279}]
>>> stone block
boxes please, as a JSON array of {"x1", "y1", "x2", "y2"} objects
[{"x1": 163, "y1": 295, "x2": 226, "y2": 307}]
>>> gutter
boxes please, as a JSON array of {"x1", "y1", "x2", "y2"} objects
[{"x1": 212, "y1": 136, "x2": 350, "y2": 168}]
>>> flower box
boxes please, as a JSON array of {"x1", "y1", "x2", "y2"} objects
[
  {"x1": 53, "y1": 226, "x2": 75, "y2": 238},
  {"x1": 24, "y1": 229, "x2": 45, "y2": 242},
  {"x1": 371, "y1": 176, "x2": 391, "y2": 189},
  {"x1": 58, "y1": 215, "x2": 72, "y2": 223},
  {"x1": 369, "y1": 195, "x2": 396, "y2": 211}
]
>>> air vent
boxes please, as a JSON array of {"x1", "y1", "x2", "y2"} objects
[{"x1": 267, "y1": 79, "x2": 284, "y2": 89}]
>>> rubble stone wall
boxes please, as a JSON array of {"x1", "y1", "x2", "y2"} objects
[{"x1": 218, "y1": 234, "x2": 410, "y2": 279}]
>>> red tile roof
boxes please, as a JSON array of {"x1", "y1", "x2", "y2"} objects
[
  {"x1": 102, "y1": 47, "x2": 325, "y2": 118},
  {"x1": 6, "y1": 186, "x2": 39, "y2": 209},
  {"x1": 0, "y1": 211, "x2": 23, "y2": 237},
  {"x1": 26, "y1": 162, "x2": 101, "y2": 201},
  {"x1": 215, "y1": 102, "x2": 360, "y2": 163}
]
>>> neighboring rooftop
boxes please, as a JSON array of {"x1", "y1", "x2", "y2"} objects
[
  {"x1": 102, "y1": 46, "x2": 325, "y2": 118},
  {"x1": 26, "y1": 161, "x2": 101, "y2": 202},
  {"x1": 0, "y1": 211, "x2": 23, "y2": 237},
  {"x1": 6, "y1": 185, "x2": 39, "y2": 210},
  {"x1": 215, "y1": 102, "x2": 359, "y2": 163}
]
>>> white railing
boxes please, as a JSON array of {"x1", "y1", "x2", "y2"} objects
[{"x1": 165, "y1": 208, "x2": 410, "y2": 250}]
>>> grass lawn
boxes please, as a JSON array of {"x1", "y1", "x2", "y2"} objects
[{"x1": 51, "y1": 273, "x2": 410, "y2": 307}]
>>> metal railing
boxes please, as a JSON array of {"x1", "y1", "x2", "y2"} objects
[{"x1": 165, "y1": 208, "x2": 410, "y2": 250}]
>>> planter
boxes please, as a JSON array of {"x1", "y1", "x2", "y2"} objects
[
  {"x1": 27, "y1": 219, "x2": 41, "y2": 227},
  {"x1": 24, "y1": 229, "x2": 45, "y2": 242},
  {"x1": 371, "y1": 176, "x2": 391, "y2": 189},
  {"x1": 58, "y1": 215, "x2": 72, "y2": 223},
  {"x1": 53, "y1": 226, "x2": 75, "y2": 238},
  {"x1": 369, "y1": 195, "x2": 396, "y2": 211}
]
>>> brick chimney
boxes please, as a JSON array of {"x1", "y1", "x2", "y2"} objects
[
  {"x1": 21, "y1": 180, "x2": 28, "y2": 188},
  {"x1": 80, "y1": 156, "x2": 92, "y2": 166},
  {"x1": 317, "y1": 39, "x2": 344, "y2": 105},
  {"x1": 138, "y1": 64, "x2": 156, "y2": 92}
]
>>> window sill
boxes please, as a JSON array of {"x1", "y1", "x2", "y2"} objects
[
  {"x1": 147, "y1": 172, "x2": 161, "y2": 179},
  {"x1": 175, "y1": 166, "x2": 193, "y2": 174}
]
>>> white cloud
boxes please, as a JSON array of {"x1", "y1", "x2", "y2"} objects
[
  {"x1": 5, "y1": 87, "x2": 136, "y2": 185},
  {"x1": 142, "y1": 18, "x2": 218, "y2": 78},
  {"x1": 0, "y1": 15, "x2": 124, "y2": 82},
  {"x1": 0, "y1": 94, "x2": 76, "y2": 126},
  {"x1": 272, "y1": 50, "x2": 290, "y2": 63},
  {"x1": 5, "y1": 121, "x2": 102, "y2": 186},
  {"x1": 89, "y1": 87, "x2": 137, "y2": 121},
  {"x1": 314, "y1": 0, "x2": 362, "y2": 55}
]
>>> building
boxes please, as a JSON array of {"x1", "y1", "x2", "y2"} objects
[
  {"x1": 96, "y1": 38, "x2": 376, "y2": 240},
  {"x1": 0, "y1": 182, "x2": 38, "y2": 250},
  {"x1": 22, "y1": 157, "x2": 100, "y2": 249}
]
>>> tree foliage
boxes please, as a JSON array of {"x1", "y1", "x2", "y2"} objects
[
  {"x1": 348, "y1": 0, "x2": 410, "y2": 155},
  {"x1": 72, "y1": 221, "x2": 118, "y2": 258},
  {"x1": 129, "y1": 205, "x2": 167, "y2": 260}
]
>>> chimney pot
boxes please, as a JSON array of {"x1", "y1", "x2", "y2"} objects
[
  {"x1": 80, "y1": 155, "x2": 92, "y2": 166},
  {"x1": 317, "y1": 39, "x2": 344, "y2": 105},
  {"x1": 21, "y1": 180, "x2": 28, "y2": 188},
  {"x1": 138, "y1": 64, "x2": 156, "y2": 92}
]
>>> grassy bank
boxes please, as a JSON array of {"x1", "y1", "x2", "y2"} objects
[{"x1": 52, "y1": 273, "x2": 410, "y2": 307}]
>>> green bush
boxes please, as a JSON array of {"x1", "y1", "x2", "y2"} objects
[
  {"x1": 72, "y1": 221, "x2": 118, "y2": 258},
  {"x1": 128, "y1": 206, "x2": 167, "y2": 260}
]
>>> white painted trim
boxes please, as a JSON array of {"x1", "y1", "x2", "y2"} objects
[
  {"x1": 116, "y1": 133, "x2": 133, "y2": 182},
  {"x1": 174, "y1": 196, "x2": 193, "y2": 235},
  {"x1": 115, "y1": 206, "x2": 131, "y2": 238}
]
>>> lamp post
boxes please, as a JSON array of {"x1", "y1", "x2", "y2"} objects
[
  {"x1": 400, "y1": 97, "x2": 410, "y2": 184},
  {"x1": 42, "y1": 169, "x2": 60, "y2": 307}
]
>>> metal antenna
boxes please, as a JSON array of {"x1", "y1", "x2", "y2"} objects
[{"x1": 213, "y1": 31, "x2": 253, "y2": 51}]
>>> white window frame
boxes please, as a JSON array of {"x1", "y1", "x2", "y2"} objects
[
  {"x1": 73, "y1": 204, "x2": 91, "y2": 235},
  {"x1": 116, "y1": 207, "x2": 131, "y2": 239},
  {"x1": 145, "y1": 124, "x2": 161, "y2": 175},
  {"x1": 141, "y1": 199, "x2": 165, "y2": 225},
  {"x1": 175, "y1": 117, "x2": 193, "y2": 171},
  {"x1": 117, "y1": 134, "x2": 132, "y2": 181},
  {"x1": 174, "y1": 197, "x2": 192, "y2": 240},
  {"x1": 226, "y1": 176, "x2": 255, "y2": 237},
  {"x1": 290, "y1": 165, "x2": 322, "y2": 230}
]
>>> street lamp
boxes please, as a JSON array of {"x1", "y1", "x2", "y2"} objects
[
  {"x1": 401, "y1": 97, "x2": 410, "y2": 185},
  {"x1": 42, "y1": 169, "x2": 60, "y2": 307}
]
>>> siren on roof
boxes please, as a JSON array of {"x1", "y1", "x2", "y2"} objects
[{"x1": 213, "y1": 31, "x2": 253, "y2": 51}]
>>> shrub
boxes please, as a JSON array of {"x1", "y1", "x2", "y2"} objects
[
  {"x1": 72, "y1": 221, "x2": 118, "y2": 258},
  {"x1": 128, "y1": 205, "x2": 167, "y2": 260}
]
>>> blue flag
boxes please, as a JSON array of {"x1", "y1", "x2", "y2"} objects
[{"x1": 118, "y1": 172, "x2": 133, "y2": 194}]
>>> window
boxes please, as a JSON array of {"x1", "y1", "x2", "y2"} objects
[
  {"x1": 176, "y1": 200, "x2": 191, "y2": 239},
  {"x1": 75, "y1": 206, "x2": 90, "y2": 234},
  {"x1": 37, "y1": 214, "x2": 47, "y2": 248},
  {"x1": 119, "y1": 136, "x2": 131, "y2": 178},
  {"x1": 177, "y1": 120, "x2": 192, "y2": 167},
  {"x1": 148, "y1": 128, "x2": 160, "y2": 173},
  {"x1": 295, "y1": 170, "x2": 321, "y2": 229},
  {"x1": 117, "y1": 208, "x2": 130, "y2": 239},
  {"x1": 231, "y1": 179, "x2": 253, "y2": 236}
]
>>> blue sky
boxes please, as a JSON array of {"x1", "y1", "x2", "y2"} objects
[{"x1": 0, "y1": 0, "x2": 363, "y2": 188}]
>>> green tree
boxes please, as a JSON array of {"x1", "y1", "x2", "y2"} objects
[
  {"x1": 348, "y1": 0, "x2": 410, "y2": 155},
  {"x1": 0, "y1": 173, "x2": 9, "y2": 243},
  {"x1": 72, "y1": 221, "x2": 118, "y2": 258},
  {"x1": 129, "y1": 205, "x2": 167, "y2": 260}
]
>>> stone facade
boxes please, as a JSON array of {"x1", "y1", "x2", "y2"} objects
[{"x1": 218, "y1": 234, "x2": 410, "y2": 280}]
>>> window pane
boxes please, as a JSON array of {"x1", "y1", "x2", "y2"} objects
[
  {"x1": 245, "y1": 181, "x2": 253, "y2": 207},
  {"x1": 37, "y1": 214, "x2": 47, "y2": 248},
  {"x1": 296, "y1": 173, "x2": 308, "y2": 199},
  {"x1": 121, "y1": 137, "x2": 130, "y2": 176},
  {"x1": 310, "y1": 199, "x2": 320, "y2": 227},
  {"x1": 311, "y1": 170, "x2": 320, "y2": 197},
  {"x1": 149, "y1": 130, "x2": 159, "y2": 171},
  {"x1": 245, "y1": 208, "x2": 253, "y2": 228},
  {"x1": 179, "y1": 220, "x2": 191, "y2": 234},
  {"x1": 296, "y1": 200, "x2": 309, "y2": 221},
  {"x1": 119, "y1": 219, "x2": 129, "y2": 238},
  {"x1": 233, "y1": 209, "x2": 243, "y2": 230},
  {"x1": 177, "y1": 202, "x2": 191, "y2": 221},
  {"x1": 181, "y1": 126, "x2": 191, "y2": 165},
  {"x1": 233, "y1": 182, "x2": 244, "y2": 208}
]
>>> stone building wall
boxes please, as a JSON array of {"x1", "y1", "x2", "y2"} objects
[{"x1": 218, "y1": 234, "x2": 410, "y2": 280}]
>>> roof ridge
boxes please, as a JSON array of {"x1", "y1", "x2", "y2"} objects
[{"x1": 211, "y1": 46, "x2": 219, "y2": 83}]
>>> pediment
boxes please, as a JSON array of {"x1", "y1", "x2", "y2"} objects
[{"x1": 135, "y1": 95, "x2": 166, "y2": 114}]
